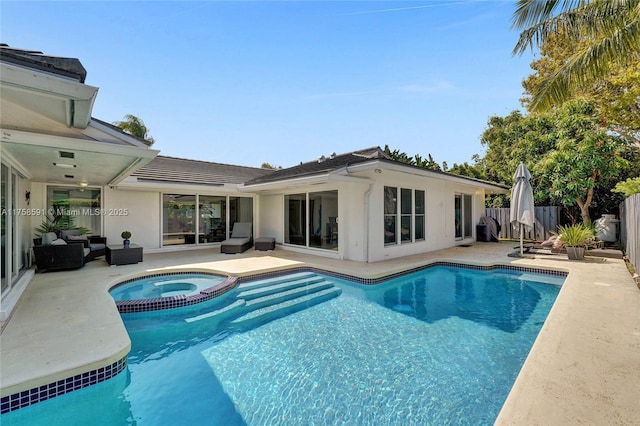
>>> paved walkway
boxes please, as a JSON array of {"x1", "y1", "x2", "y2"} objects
[{"x1": 1, "y1": 242, "x2": 638, "y2": 424}]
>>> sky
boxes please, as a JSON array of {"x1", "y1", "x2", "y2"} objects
[{"x1": 1, "y1": 1, "x2": 536, "y2": 169}]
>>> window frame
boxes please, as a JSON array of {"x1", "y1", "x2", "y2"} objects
[
  {"x1": 454, "y1": 193, "x2": 473, "y2": 240},
  {"x1": 384, "y1": 186, "x2": 426, "y2": 246}
]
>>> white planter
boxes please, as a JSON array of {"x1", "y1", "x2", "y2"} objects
[{"x1": 566, "y1": 246, "x2": 585, "y2": 260}]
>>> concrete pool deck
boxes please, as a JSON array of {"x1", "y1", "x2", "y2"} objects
[{"x1": 1, "y1": 242, "x2": 639, "y2": 424}]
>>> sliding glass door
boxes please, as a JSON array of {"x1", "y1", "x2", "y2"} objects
[
  {"x1": 163, "y1": 194, "x2": 253, "y2": 246},
  {"x1": 285, "y1": 194, "x2": 306, "y2": 246},
  {"x1": 454, "y1": 194, "x2": 473, "y2": 240},
  {"x1": 163, "y1": 194, "x2": 196, "y2": 245},
  {"x1": 199, "y1": 196, "x2": 226, "y2": 243},
  {"x1": 1, "y1": 164, "x2": 8, "y2": 294},
  {"x1": 285, "y1": 191, "x2": 338, "y2": 250}
]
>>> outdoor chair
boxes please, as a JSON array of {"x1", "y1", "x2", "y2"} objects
[
  {"x1": 60, "y1": 229, "x2": 107, "y2": 260},
  {"x1": 32, "y1": 232, "x2": 90, "y2": 272},
  {"x1": 220, "y1": 222, "x2": 253, "y2": 254}
]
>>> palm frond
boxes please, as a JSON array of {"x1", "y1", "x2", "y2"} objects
[
  {"x1": 512, "y1": 0, "x2": 639, "y2": 55},
  {"x1": 528, "y1": 15, "x2": 640, "y2": 110},
  {"x1": 511, "y1": 0, "x2": 583, "y2": 29}
]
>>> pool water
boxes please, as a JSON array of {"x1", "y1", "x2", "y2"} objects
[
  {"x1": 109, "y1": 273, "x2": 226, "y2": 300},
  {"x1": 2, "y1": 266, "x2": 563, "y2": 425}
]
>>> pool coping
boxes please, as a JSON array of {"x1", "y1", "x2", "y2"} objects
[{"x1": 1, "y1": 259, "x2": 565, "y2": 413}]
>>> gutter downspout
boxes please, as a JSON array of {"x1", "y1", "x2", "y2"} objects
[
  {"x1": 363, "y1": 181, "x2": 373, "y2": 263},
  {"x1": 343, "y1": 163, "x2": 374, "y2": 263}
]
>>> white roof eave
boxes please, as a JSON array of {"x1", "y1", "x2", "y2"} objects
[
  {"x1": 344, "y1": 160, "x2": 509, "y2": 194},
  {"x1": 1, "y1": 62, "x2": 99, "y2": 129}
]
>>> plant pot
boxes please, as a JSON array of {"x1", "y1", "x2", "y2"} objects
[
  {"x1": 566, "y1": 246, "x2": 585, "y2": 260},
  {"x1": 123, "y1": 239, "x2": 130, "y2": 247}
]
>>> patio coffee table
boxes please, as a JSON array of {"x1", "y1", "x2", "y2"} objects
[
  {"x1": 255, "y1": 237, "x2": 276, "y2": 251},
  {"x1": 106, "y1": 244, "x2": 143, "y2": 265}
]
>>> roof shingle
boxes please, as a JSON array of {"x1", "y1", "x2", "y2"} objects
[{"x1": 132, "y1": 156, "x2": 272, "y2": 186}]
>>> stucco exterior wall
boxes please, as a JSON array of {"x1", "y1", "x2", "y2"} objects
[
  {"x1": 28, "y1": 182, "x2": 48, "y2": 239},
  {"x1": 103, "y1": 188, "x2": 161, "y2": 250},
  {"x1": 249, "y1": 170, "x2": 491, "y2": 263},
  {"x1": 29, "y1": 172, "x2": 490, "y2": 264},
  {"x1": 363, "y1": 170, "x2": 486, "y2": 263},
  {"x1": 337, "y1": 181, "x2": 370, "y2": 262},
  {"x1": 257, "y1": 193, "x2": 283, "y2": 243}
]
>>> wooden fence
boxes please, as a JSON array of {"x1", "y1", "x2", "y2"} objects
[
  {"x1": 620, "y1": 194, "x2": 640, "y2": 274},
  {"x1": 485, "y1": 206, "x2": 560, "y2": 241}
]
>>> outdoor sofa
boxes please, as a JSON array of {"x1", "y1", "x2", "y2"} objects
[
  {"x1": 220, "y1": 222, "x2": 253, "y2": 254},
  {"x1": 32, "y1": 232, "x2": 90, "y2": 272},
  {"x1": 60, "y1": 229, "x2": 107, "y2": 259}
]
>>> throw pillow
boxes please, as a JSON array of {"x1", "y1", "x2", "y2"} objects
[
  {"x1": 42, "y1": 232, "x2": 58, "y2": 245},
  {"x1": 51, "y1": 239, "x2": 67, "y2": 245},
  {"x1": 68, "y1": 235, "x2": 88, "y2": 241}
]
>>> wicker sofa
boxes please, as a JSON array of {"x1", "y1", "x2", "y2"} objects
[
  {"x1": 33, "y1": 232, "x2": 90, "y2": 272},
  {"x1": 60, "y1": 229, "x2": 107, "y2": 260}
]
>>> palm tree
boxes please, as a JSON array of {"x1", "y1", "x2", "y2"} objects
[
  {"x1": 113, "y1": 114, "x2": 155, "y2": 146},
  {"x1": 511, "y1": 0, "x2": 640, "y2": 111}
]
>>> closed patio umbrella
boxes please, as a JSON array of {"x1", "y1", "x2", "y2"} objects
[{"x1": 510, "y1": 162, "x2": 535, "y2": 255}]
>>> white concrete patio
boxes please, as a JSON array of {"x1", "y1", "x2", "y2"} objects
[{"x1": 1, "y1": 242, "x2": 638, "y2": 424}]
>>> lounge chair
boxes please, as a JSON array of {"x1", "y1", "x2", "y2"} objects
[{"x1": 220, "y1": 222, "x2": 253, "y2": 254}]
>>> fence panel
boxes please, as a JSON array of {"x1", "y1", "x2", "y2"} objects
[
  {"x1": 485, "y1": 206, "x2": 560, "y2": 241},
  {"x1": 620, "y1": 194, "x2": 640, "y2": 274}
]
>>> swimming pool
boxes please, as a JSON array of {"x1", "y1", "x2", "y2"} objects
[{"x1": 2, "y1": 265, "x2": 563, "y2": 425}]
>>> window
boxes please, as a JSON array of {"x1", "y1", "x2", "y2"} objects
[
  {"x1": 464, "y1": 194, "x2": 472, "y2": 238},
  {"x1": 285, "y1": 191, "x2": 338, "y2": 250},
  {"x1": 1, "y1": 164, "x2": 8, "y2": 293},
  {"x1": 285, "y1": 193, "x2": 306, "y2": 246},
  {"x1": 454, "y1": 193, "x2": 473, "y2": 240},
  {"x1": 385, "y1": 187, "x2": 425, "y2": 245},
  {"x1": 163, "y1": 194, "x2": 196, "y2": 245},
  {"x1": 415, "y1": 190, "x2": 425, "y2": 241},
  {"x1": 199, "y1": 196, "x2": 226, "y2": 243},
  {"x1": 309, "y1": 191, "x2": 338, "y2": 249},
  {"x1": 2, "y1": 164, "x2": 28, "y2": 295},
  {"x1": 400, "y1": 188, "x2": 412, "y2": 243},
  {"x1": 46, "y1": 186, "x2": 102, "y2": 236},
  {"x1": 384, "y1": 187, "x2": 397, "y2": 244},
  {"x1": 229, "y1": 196, "x2": 254, "y2": 231}
]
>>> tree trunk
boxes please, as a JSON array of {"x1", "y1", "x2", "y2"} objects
[{"x1": 576, "y1": 172, "x2": 597, "y2": 224}]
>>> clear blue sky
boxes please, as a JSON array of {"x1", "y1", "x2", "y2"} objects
[{"x1": 2, "y1": 1, "x2": 535, "y2": 169}]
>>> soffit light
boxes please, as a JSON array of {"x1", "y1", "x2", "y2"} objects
[{"x1": 53, "y1": 162, "x2": 77, "y2": 169}]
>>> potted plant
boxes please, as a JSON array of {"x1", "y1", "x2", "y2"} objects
[
  {"x1": 121, "y1": 230, "x2": 132, "y2": 247},
  {"x1": 554, "y1": 224, "x2": 594, "y2": 260},
  {"x1": 34, "y1": 214, "x2": 90, "y2": 243}
]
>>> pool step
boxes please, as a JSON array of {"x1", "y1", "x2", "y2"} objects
[
  {"x1": 236, "y1": 271, "x2": 317, "y2": 292},
  {"x1": 236, "y1": 276, "x2": 326, "y2": 300},
  {"x1": 243, "y1": 280, "x2": 335, "y2": 309},
  {"x1": 230, "y1": 287, "x2": 342, "y2": 329},
  {"x1": 184, "y1": 299, "x2": 246, "y2": 323},
  {"x1": 185, "y1": 272, "x2": 341, "y2": 326}
]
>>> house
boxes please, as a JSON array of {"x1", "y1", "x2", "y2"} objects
[
  {"x1": 0, "y1": 45, "x2": 158, "y2": 320},
  {"x1": 0, "y1": 45, "x2": 508, "y2": 321}
]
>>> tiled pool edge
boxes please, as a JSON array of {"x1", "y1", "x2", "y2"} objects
[
  {"x1": 1, "y1": 260, "x2": 566, "y2": 414},
  {"x1": 238, "y1": 261, "x2": 568, "y2": 285},
  {"x1": 114, "y1": 273, "x2": 238, "y2": 313},
  {"x1": 1, "y1": 357, "x2": 127, "y2": 414}
]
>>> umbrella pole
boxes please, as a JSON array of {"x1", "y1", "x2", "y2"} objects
[{"x1": 520, "y1": 224, "x2": 524, "y2": 256}]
